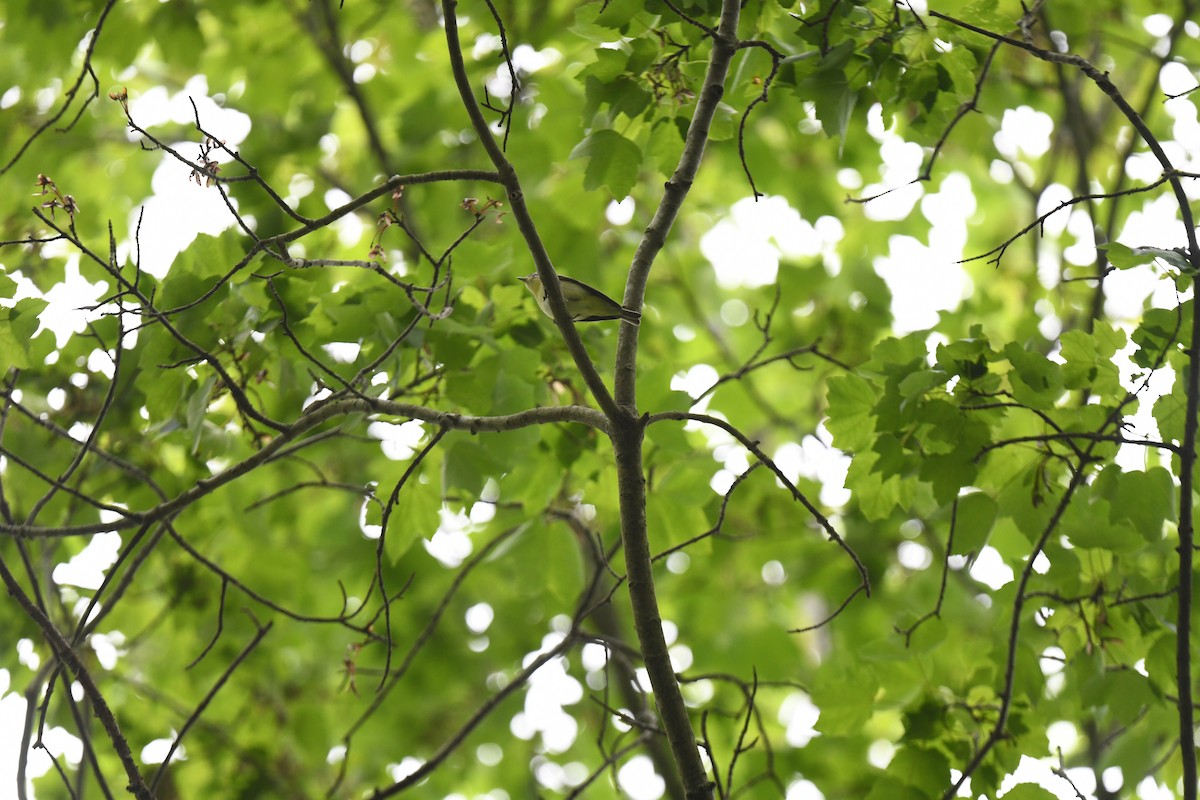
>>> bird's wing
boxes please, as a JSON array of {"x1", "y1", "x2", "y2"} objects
[{"x1": 558, "y1": 275, "x2": 621, "y2": 305}]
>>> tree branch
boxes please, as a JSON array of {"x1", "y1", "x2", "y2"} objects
[
  {"x1": 0, "y1": 555, "x2": 155, "y2": 800},
  {"x1": 0, "y1": 399, "x2": 608, "y2": 539},
  {"x1": 440, "y1": 0, "x2": 620, "y2": 420},
  {"x1": 614, "y1": 0, "x2": 742, "y2": 410}
]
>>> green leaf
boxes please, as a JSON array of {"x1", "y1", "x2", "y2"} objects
[
  {"x1": 0, "y1": 297, "x2": 49, "y2": 371},
  {"x1": 1003, "y1": 343, "x2": 1063, "y2": 409},
  {"x1": 871, "y1": 434, "x2": 907, "y2": 479},
  {"x1": 1107, "y1": 466, "x2": 1175, "y2": 541},
  {"x1": 3, "y1": 3, "x2": 1196, "y2": 798},
  {"x1": 937, "y1": 47, "x2": 978, "y2": 101},
  {"x1": 999, "y1": 785, "x2": 1060, "y2": 800},
  {"x1": 812, "y1": 662, "x2": 879, "y2": 735},
  {"x1": 443, "y1": 439, "x2": 505, "y2": 496},
  {"x1": 826, "y1": 373, "x2": 879, "y2": 450},
  {"x1": 1059, "y1": 324, "x2": 1124, "y2": 397},
  {"x1": 591, "y1": 0, "x2": 643, "y2": 32},
  {"x1": 583, "y1": 47, "x2": 628, "y2": 82},
  {"x1": 569, "y1": 128, "x2": 643, "y2": 198},
  {"x1": 385, "y1": 486, "x2": 441, "y2": 565},
  {"x1": 871, "y1": 333, "x2": 931, "y2": 375},
  {"x1": 1103, "y1": 669, "x2": 1157, "y2": 724},
  {"x1": 960, "y1": 0, "x2": 1011, "y2": 33},
  {"x1": 951, "y1": 492, "x2": 997, "y2": 554},
  {"x1": 1131, "y1": 306, "x2": 1186, "y2": 369},
  {"x1": 846, "y1": 450, "x2": 913, "y2": 520},
  {"x1": 888, "y1": 746, "x2": 950, "y2": 792},
  {"x1": 1059, "y1": 486, "x2": 1141, "y2": 553},
  {"x1": 501, "y1": 445, "x2": 567, "y2": 512},
  {"x1": 1144, "y1": 634, "x2": 1177, "y2": 693},
  {"x1": 898, "y1": 368, "x2": 947, "y2": 399},
  {"x1": 185, "y1": 374, "x2": 217, "y2": 454},
  {"x1": 1153, "y1": 375, "x2": 1187, "y2": 447},
  {"x1": 540, "y1": 518, "x2": 587, "y2": 604},
  {"x1": 1102, "y1": 242, "x2": 1192, "y2": 271},
  {"x1": 864, "y1": 778, "x2": 925, "y2": 800},
  {"x1": 796, "y1": 41, "x2": 858, "y2": 140}
]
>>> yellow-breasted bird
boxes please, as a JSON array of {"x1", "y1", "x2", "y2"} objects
[{"x1": 519, "y1": 272, "x2": 641, "y2": 326}]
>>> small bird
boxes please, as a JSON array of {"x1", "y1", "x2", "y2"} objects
[{"x1": 519, "y1": 272, "x2": 641, "y2": 326}]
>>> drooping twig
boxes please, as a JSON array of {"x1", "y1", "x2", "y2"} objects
[
  {"x1": 647, "y1": 410, "x2": 870, "y2": 598},
  {"x1": 940, "y1": 457, "x2": 1090, "y2": 800},
  {"x1": 374, "y1": 426, "x2": 447, "y2": 687},
  {"x1": 149, "y1": 612, "x2": 273, "y2": 793},
  {"x1": 896, "y1": 496, "x2": 958, "y2": 644},
  {"x1": 0, "y1": 0, "x2": 119, "y2": 175},
  {"x1": 364, "y1": 634, "x2": 576, "y2": 799},
  {"x1": 652, "y1": 463, "x2": 765, "y2": 562}
]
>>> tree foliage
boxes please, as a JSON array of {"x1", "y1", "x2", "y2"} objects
[{"x1": 1, "y1": 1, "x2": 1199, "y2": 799}]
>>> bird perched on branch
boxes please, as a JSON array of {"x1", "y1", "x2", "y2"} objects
[{"x1": 519, "y1": 272, "x2": 641, "y2": 326}]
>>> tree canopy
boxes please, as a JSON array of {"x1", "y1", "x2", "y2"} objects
[{"x1": 2, "y1": 1, "x2": 1200, "y2": 799}]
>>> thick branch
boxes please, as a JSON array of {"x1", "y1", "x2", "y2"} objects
[
  {"x1": 614, "y1": 1, "x2": 743, "y2": 410},
  {"x1": 0, "y1": 399, "x2": 607, "y2": 539},
  {"x1": 612, "y1": 420, "x2": 713, "y2": 799}
]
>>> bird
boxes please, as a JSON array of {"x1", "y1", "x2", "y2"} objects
[{"x1": 519, "y1": 272, "x2": 641, "y2": 326}]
